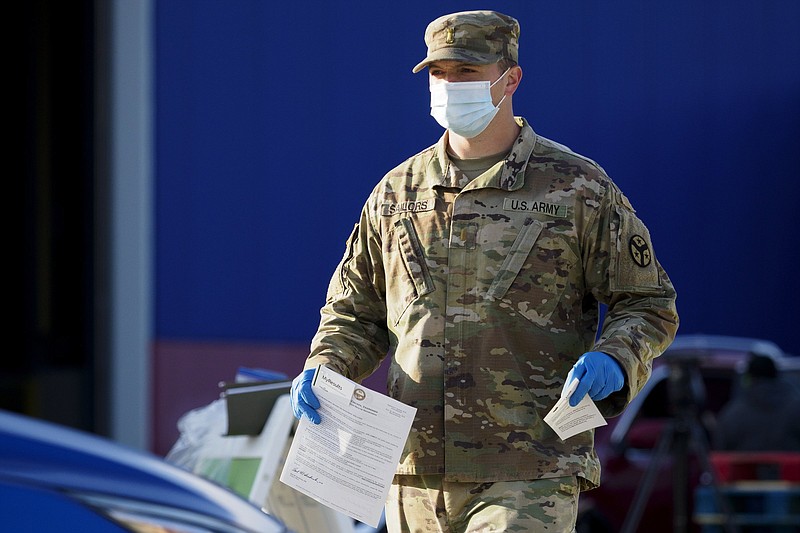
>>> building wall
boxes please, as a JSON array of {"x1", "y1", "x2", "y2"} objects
[{"x1": 153, "y1": 1, "x2": 800, "y2": 453}]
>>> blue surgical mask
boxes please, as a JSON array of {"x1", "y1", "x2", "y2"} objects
[{"x1": 429, "y1": 69, "x2": 509, "y2": 138}]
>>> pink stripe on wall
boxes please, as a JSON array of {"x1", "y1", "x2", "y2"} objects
[{"x1": 151, "y1": 339, "x2": 390, "y2": 456}]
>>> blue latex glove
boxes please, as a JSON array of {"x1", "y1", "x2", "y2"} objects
[
  {"x1": 291, "y1": 369, "x2": 321, "y2": 424},
  {"x1": 567, "y1": 351, "x2": 625, "y2": 407}
]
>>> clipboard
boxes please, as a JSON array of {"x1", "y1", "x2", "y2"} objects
[{"x1": 220, "y1": 381, "x2": 292, "y2": 436}]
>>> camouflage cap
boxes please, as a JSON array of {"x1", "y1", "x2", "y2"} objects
[{"x1": 412, "y1": 10, "x2": 520, "y2": 73}]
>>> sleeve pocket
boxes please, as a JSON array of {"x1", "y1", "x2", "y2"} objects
[
  {"x1": 611, "y1": 206, "x2": 661, "y2": 292},
  {"x1": 326, "y1": 223, "x2": 359, "y2": 301}
]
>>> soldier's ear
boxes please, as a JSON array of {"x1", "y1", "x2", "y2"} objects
[{"x1": 505, "y1": 65, "x2": 522, "y2": 96}]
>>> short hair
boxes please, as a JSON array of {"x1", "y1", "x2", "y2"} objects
[
  {"x1": 497, "y1": 57, "x2": 518, "y2": 72},
  {"x1": 747, "y1": 353, "x2": 778, "y2": 379}
]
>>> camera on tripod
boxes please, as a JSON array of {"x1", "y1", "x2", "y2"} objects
[{"x1": 621, "y1": 353, "x2": 739, "y2": 533}]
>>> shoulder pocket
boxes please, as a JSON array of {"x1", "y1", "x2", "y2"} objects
[
  {"x1": 326, "y1": 224, "x2": 359, "y2": 301},
  {"x1": 611, "y1": 206, "x2": 661, "y2": 291}
]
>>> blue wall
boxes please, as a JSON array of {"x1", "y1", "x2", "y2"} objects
[{"x1": 156, "y1": 1, "x2": 800, "y2": 354}]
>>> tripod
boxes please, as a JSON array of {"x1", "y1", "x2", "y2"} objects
[{"x1": 620, "y1": 358, "x2": 739, "y2": 533}]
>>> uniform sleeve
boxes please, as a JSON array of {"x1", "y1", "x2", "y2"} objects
[
  {"x1": 304, "y1": 200, "x2": 390, "y2": 383},
  {"x1": 583, "y1": 183, "x2": 679, "y2": 417}
]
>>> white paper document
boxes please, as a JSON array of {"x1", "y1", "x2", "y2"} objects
[
  {"x1": 543, "y1": 378, "x2": 607, "y2": 441},
  {"x1": 279, "y1": 365, "x2": 417, "y2": 528}
]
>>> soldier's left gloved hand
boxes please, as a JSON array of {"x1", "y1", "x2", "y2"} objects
[{"x1": 566, "y1": 351, "x2": 624, "y2": 407}]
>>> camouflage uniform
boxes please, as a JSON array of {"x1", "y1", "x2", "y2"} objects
[
  {"x1": 305, "y1": 117, "x2": 679, "y2": 488},
  {"x1": 387, "y1": 475, "x2": 579, "y2": 532}
]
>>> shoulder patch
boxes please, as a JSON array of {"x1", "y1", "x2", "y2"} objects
[{"x1": 629, "y1": 235, "x2": 652, "y2": 267}]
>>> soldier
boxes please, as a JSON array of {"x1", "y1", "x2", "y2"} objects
[{"x1": 291, "y1": 10, "x2": 678, "y2": 532}]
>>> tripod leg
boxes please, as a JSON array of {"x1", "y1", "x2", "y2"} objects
[
  {"x1": 689, "y1": 422, "x2": 740, "y2": 533},
  {"x1": 619, "y1": 421, "x2": 676, "y2": 533},
  {"x1": 673, "y1": 420, "x2": 691, "y2": 533}
]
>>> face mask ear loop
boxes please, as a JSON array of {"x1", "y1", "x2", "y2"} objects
[
  {"x1": 490, "y1": 68, "x2": 511, "y2": 88},
  {"x1": 490, "y1": 69, "x2": 511, "y2": 108}
]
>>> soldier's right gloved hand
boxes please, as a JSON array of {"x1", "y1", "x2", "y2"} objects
[
  {"x1": 291, "y1": 368, "x2": 321, "y2": 424},
  {"x1": 566, "y1": 351, "x2": 624, "y2": 407}
]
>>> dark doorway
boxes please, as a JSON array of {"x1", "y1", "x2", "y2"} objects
[{"x1": 9, "y1": 0, "x2": 109, "y2": 435}]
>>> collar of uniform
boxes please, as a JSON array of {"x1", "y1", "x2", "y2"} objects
[{"x1": 426, "y1": 117, "x2": 537, "y2": 191}]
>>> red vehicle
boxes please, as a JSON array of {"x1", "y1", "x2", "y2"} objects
[{"x1": 576, "y1": 334, "x2": 800, "y2": 533}]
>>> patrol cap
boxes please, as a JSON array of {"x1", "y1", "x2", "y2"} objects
[{"x1": 412, "y1": 10, "x2": 520, "y2": 73}]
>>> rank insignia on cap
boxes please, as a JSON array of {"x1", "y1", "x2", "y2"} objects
[
  {"x1": 629, "y1": 235, "x2": 652, "y2": 267},
  {"x1": 412, "y1": 10, "x2": 520, "y2": 73}
]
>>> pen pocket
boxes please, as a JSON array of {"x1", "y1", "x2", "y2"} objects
[{"x1": 388, "y1": 218, "x2": 435, "y2": 325}]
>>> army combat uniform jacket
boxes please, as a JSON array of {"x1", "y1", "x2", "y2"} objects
[{"x1": 305, "y1": 118, "x2": 678, "y2": 488}]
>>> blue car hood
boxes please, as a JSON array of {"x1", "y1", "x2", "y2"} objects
[{"x1": 0, "y1": 410, "x2": 280, "y2": 529}]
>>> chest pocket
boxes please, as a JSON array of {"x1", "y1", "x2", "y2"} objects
[
  {"x1": 487, "y1": 218, "x2": 576, "y2": 327},
  {"x1": 387, "y1": 218, "x2": 435, "y2": 325}
]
